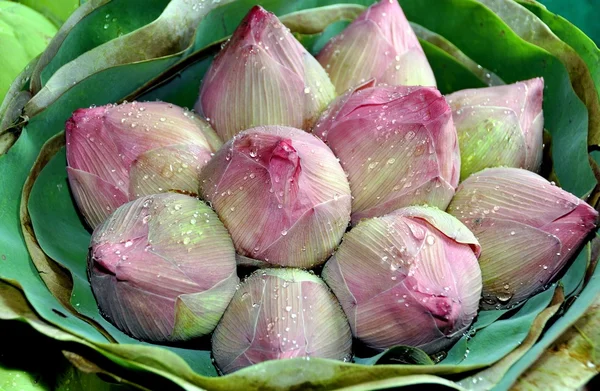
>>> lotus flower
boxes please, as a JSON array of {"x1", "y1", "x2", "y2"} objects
[
  {"x1": 199, "y1": 125, "x2": 351, "y2": 268},
  {"x1": 212, "y1": 268, "x2": 352, "y2": 374},
  {"x1": 322, "y1": 206, "x2": 482, "y2": 353},
  {"x1": 88, "y1": 193, "x2": 238, "y2": 342},
  {"x1": 445, "y1": 78, "x2": 544, "y2": 180},
  {"x1": 447, "y1": 168, "x2": 598, "y2": 309},
  {"x1": 196, "y1": 6, "x2": 336, "y2": 141},
  {"x1": 66, "y1": 101, "x2": 222, "y2": 229},
  {"x1": 313, "y1": 84, "x2": 460, "y2": 224},
  {"x1": 316, "y1": 0, "x2": 436, "y2": 94}
]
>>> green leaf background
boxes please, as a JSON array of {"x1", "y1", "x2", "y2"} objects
[{"x1": 1, "y1": 0, "x2": 599, "y2": 389}]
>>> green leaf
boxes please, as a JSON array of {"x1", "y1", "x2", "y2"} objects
[
  {"x1": 489, "y1": 245, "x2": 600, "y2": 389},
  {"x1": 397, "y1": 0, "x2": 595, "y2": 197},
  {"x1": 133, "y1": 51, "x2": 218, "y2": 108},
  {"x1": 17, "y1": 0, "x2": 79, "y2": 27},
  {"x1": 533, "y1": 0, "x2": 600, "y2": 44},
  {"x1": 517, "y1": 0, "x2": 600, "y2": 99},
  {"x1": 29, "y1": 0, "x2": 111, "y2": 95},
  {"x1": 456, "y1": 286, "x2": 564, "y2": 390},
  {"x1": 355, "y1": 346, "x2": 435, "y2": 366},
  {"x1": 411, "y1": 22, "x2": 504, "y2": 87},
  {"x1": 477, "y1": 0, "x2": 600, "y2": 150},
  {"x1": 0, "y1": 2, "x2": 56, "y2": 101},
  {"x1": 0, "y1": 55, "x2": 38, "y2": 154},
  {"x1": 419, "y1": 40, "x2": 486, "y2": 94},
  {"x1": 510, "y1": 295, "x2": 600, "y2": 390},
  {"x1": 560, "y1": 242, "x2": 589, "y2": 297},
  {"x1": 280, "y1": 4, "x2": 366, "y2": 34},
  {"x1": 442, "y1": 286, "x2": 557, "y2": 366},
  {"x1": 297, "y1": 20, "x2": 350, "y2": 54},
  {"x1": 38, "y1": 0, "x2": 170, "y2": 88}
]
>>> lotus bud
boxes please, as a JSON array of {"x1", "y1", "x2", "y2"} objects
[
  {"x1": 322, "y1": 206, "x2": 482, "y2": 353},
  {"x1": 445, "y1": 78, "x2": 544, "y2": 180},
  {"x1": 313, "y1": 84, "x2": 460, "y2": 224},
  {"x1": 66, "y1": 101, "x2": 222, "y2": 228},
  {"x1": 212, "y1": 268, "x2": 352, "y2": 374},
  {"x1": 88, "y1": 193, "x2": 238, "y2": 342},
  {"x1": 447, "y1": 168, "x2": 598, "y2": 309},
  {"x1": 199, "y1": 126, "x2": 351, "y2": 268},
  {"x1": 317, "y1": 0, "x2": 436, "y2": 94},
  {"x1": 196, "y1": 6, "x2": 336, "y2": 141}
]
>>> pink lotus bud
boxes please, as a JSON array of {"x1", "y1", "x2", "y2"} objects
[
  {"x1": 88, "y1": 193, "x2": 238, "y2": 342},
  {"x1": 196, "y1": 6, "x2": 336, "y2": 141},
  {"x1": 199, "y1": 126, "x2": 351, "y2": 268},
  {"x1": 317, "y1": 0, "x2": 436, "y2": 94},
  {"x1": 447, "y1": 168, "x2": 598, "y2": 309},
  {"x1": 66, "y1": 101, "x2": 222, "y2": 228},
  {"x1": 322, "y1": 206, "x2": 482, "y2": 353},
  {"x1": 313, "y1": 84, "x2": 460, "y2": 224},
  {"x1": 212, "y1": 268, "x2": 352, "y2": 374},
  {"x1": 446, "y1": 78, "x2": 544, "y2": 180}
]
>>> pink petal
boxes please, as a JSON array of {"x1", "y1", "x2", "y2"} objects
[{"x1": 67, "y1": 167, "x2": 128, "y2": 228}]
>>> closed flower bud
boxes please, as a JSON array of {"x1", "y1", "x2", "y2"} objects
[
  {"x1": 446, "y1": 78, "x2": 544, "y2": 180},
  {"x1": 196, "y1": 6, "x2": 336, "y2": 141},
  {"x1": 88, "y1": 193, "x2": 238, "y2": 342},
  {"x1": 322, "y1": 206, "x2": 482, "y2": 353},
  {"x1": 314, "y1": 84, "x2": 460, "y2": 224},
  {"x1": 212, "y1": 268, "x2": 352, "y2": 374},
  {"x1": 199, "y1": 126, "x2": 351, "y2": 268},
  {"x1": 317, "y1": 0, "x2": 436, "y2": 94},
  {"x1": 66, "y1": 102, "x2": 222, "y2": 228},
  {"x1": 447, "y1": 168, "x2": 598, "y2": 309}
]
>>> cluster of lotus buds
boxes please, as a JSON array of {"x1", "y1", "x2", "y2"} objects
[{"x1": 67, "y1": 0, "x2": 597, "y2": 373}]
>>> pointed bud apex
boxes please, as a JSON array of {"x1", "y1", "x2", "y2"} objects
[
  {"x1": 317, "y1": 0, "x2": 436, "y2": 94},
  {"x1": 197, "y1": 6, "x2": 336, "y2": 141},
  {"x1": 199, "y1": 126, "x2": 351, "y2": 268},
  {"x1": 212, "y1": 268, "x2": 352, "y2": 374},
  {"x1": 88, "y1": 193, "x2": 238, "y2": 342},
  {"x1": 322, "y1": 206, "x2": 482, "y2": 353},
  {"x1": 447, "y1": 168, "x2": 598, "y2": 309},
  {"x1": 446, "y1": 78, "x2": 544, "y2": 180},
  {"x1": 66, "y1": 102, "x2": 222, "y2": 228},
  {"x1": 314, "y1": 84, "x2": 460, "y2": 224}
]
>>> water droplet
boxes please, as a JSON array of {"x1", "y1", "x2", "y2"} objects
[
  {"x1": 281, "y1": 230, "x2": 288, "y2": 236},
  {"x1": 496, "y1": 292, "x2": 513, "y2": 303},
  {"x1": 285, "y1": 306, "x2": 292, "y2": 312}
]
